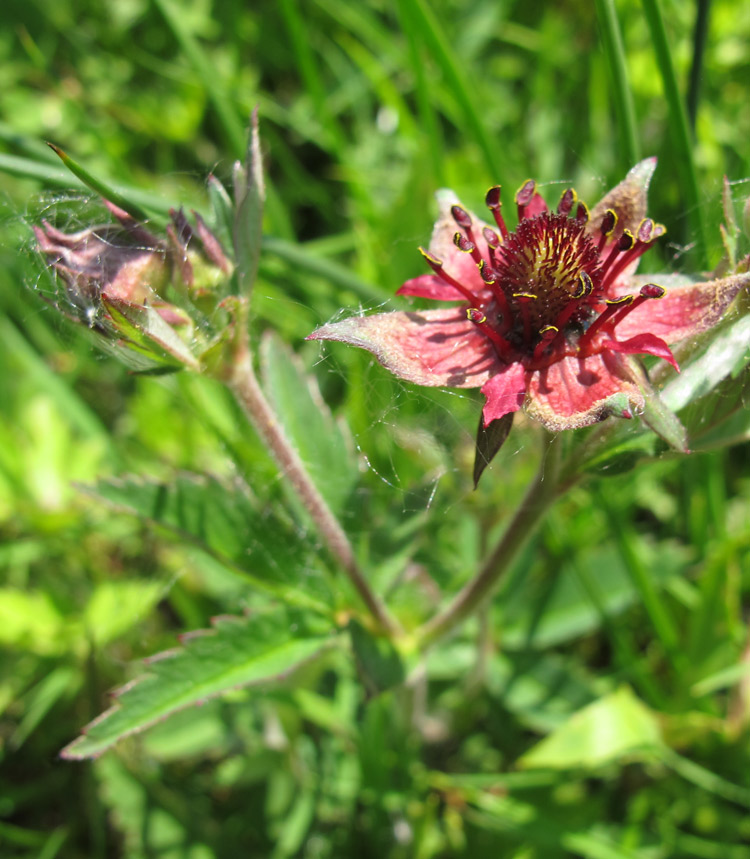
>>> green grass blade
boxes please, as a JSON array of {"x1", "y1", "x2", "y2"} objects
[
  {"x1": 46, "y1": 144, "x2": 150, "y2": 222},
  {"x1": 398, "y1": 0, "x2": 502, "y2": 180},
  {"x1": 278, "y1": 0, "x2": 345, "y2": 155},
  {"x1": 152, "y1": 0, "x2": 246, "y2": 159},
  {"x1": 595, "y1": 0, "x2": 640, "y2": 168},
  {"x1": 594, "y1": 488, "x2": 685, "y2": 673},
  {"x1": 395, "y1": 0, "x2": 444, "y2": 184},
  {"x1": 641, "y1": 0, "x2": 709, "y2": 266}
]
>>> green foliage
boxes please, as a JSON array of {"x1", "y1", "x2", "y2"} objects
[{"x1": 3, "y1": 0, "x2": 750, "y2": 857}]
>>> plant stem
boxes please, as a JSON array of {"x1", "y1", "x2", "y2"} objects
[
  {"x1": 227, "y1": 336, "x2": 402, "y2": 638},
  {"x1": 416, "y1": 432, "x2": 564, "y2": 650}
]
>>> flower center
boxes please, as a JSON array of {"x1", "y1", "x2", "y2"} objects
[
  {"x1": 421, "y1": 181, "x2": 667, "y2": 371},
  {"x1": 493, "y1": 212, "x2": 601, "y2": 350}
]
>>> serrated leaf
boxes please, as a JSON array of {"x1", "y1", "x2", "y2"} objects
[
  {"x1": 260, "y1": 331, "x2": 356, "y2": 515},
  {"x1": 473, "y1": 412, "x2": 513, "y2": 487},
  {"x1": 518, "y1": 686, "x2": 662, "y2": 770},
  {"x1": 63, "y1": 609, "x2": 334, "y2": 759},
  {"x1": 233, "y1": 108, "x2": 265, "y2": 297},
  {"x1": 349, "y1": 618, "x2": 405, "y2": 696},
  {"x1": 83, "y1": 473, "x2": 331, "y2": 612}
]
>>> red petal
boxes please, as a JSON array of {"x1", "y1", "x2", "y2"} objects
[
  {"x1": 396, "y1": 273, "x2": 466, "y2": 301},
  {"x1": 605, "y1": 334, "x2": 679, "y2": 371},
  {"x1": 522, "y1": 192, "x2": 549, "y2": 220},
  {"x1": 480, "y1": 364, "x2": 527, "y2": 424},
  {"x1": 524, "y1": 352, "x2": 645, "y2": 431},
  {"x1": 615, "y1": 273, "x2": 750, "y2": 343},
  {"x1": 308, "y1": 308, "x2": 501, "y2": 388}
]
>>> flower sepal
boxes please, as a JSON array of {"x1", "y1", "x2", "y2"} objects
[{"x1": 100, "y1": 294, "x2": 201, "y2": 373}]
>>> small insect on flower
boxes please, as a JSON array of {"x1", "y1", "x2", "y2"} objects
[{"x1": 308, "y1": 159, "x2": 748, "y2": 455}]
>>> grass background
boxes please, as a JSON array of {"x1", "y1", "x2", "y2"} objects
[{"x1": 2, "y1": 0, "x2": 750, "y2": 856}]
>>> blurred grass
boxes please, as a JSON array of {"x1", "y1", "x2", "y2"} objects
[{"x1": 2, "y1": 0, "x2": 750, "y2": 856}]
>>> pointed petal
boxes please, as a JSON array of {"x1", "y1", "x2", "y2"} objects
[
  {"x1": 606, "y1": 334, "x2": 679, "y2": 372},
  {"x1": 615, "y1": 272, "x2": 750, "y2": 343},
  {"x1": 522, "y1": 192, "x2": 549, "y2": 219},
  {"x1": 396, "y1": 273, "x2": 466, "y2": 301},
  {"x1": 524, "y1": 352, "x2": 645, "y2": 431},
  {"x1": 308, "y1": 308, "x2": 501, "y2": 388},
  {"x1": 480, "y1": 363, "x2": 527, "y2": 424},
  {"x1": 427, "y1": 189, "x2": 491, "y2": 292},
  {"x1": 588, "y1": 157, "x2": 657, "y2": 238}
]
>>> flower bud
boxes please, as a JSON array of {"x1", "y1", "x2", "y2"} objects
[{"x1": 34, "y1": 201, "x2": 234, "y2": 372}]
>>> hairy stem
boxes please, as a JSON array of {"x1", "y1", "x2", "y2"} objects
[
  {"x1": 416, "y1": 432, "x2": 564, "y2": 650},
  {"x1": 226, "y1": 321, "x2": 401, "y2": 637}
]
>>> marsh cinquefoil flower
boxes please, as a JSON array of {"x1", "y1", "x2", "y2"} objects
[{"x1": 309, "y1": 159, "x2": 747, "y2": 433}]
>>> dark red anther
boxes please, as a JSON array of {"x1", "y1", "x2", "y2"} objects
[
  {"x1": 516, "y1": 180, "x2": 536, "y2": 207},
  {"x1": 516, "y1": 179, "x2": 536, "y2": 221},
  {"x1": 575, "y1": 201, "x2": 589, "y2": 224},
  {"x1": 637, "y1": 218, "x2": 654, "y2": 243},
  {"x1": 451, "y1": 205, "x2": 473, "y2": 230},
  {"x1": 573, "y1": 271, "x2": 593, "y2": 298},
  {"x1": 597, "y1": 208, "x2": 618, "y2": 252},
  {"x1": 453, "y1": 232, "x2": 474, "y2": 253},
  {"x1": 478, "y1": 259, "x2": 497, "y2": 283},
  {"x1": 639, "y1": 283, "x2": 665, "y2": 299},
  {"x1": 558, "y1": 188, "x2": 577, "y2": 217},
  {"x1": 483, "y1": 226, "x2": 500, "y2": 249},
  {"x1": 618, "y1": 230, "x2": 635, "y2": 252},
  {"x1": 485, "y1": 186, "x2": 501, "y2": 209},
  {"x1": 600, "y1": 209, "x2": 618, "y2": 236}
]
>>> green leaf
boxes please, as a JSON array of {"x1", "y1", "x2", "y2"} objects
[
  {"x1": 349, "y1": 618, "x2": 405, "y2": 696},
  {"x1": 83, "y1": 473, "x2": 332, "y2": 612},
  {"x1": 233, "y1": 108, "x2": 265, "y2": 297},
  {"x1": 260, "y1": 331, "x2": 357, "y2": 515},
  {"x1": 518, "y1": 686, "x2": 662, "y2": 770},
  {"x1": 62, "y1": 609, "x2": 334, "y2": 759}
]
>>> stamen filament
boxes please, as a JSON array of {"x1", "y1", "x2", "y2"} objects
[{"x1": 485, "y1": 186, "x2": 509, "y2": 240}]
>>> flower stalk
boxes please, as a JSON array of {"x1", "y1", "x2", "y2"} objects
[
  {"x1": 226, "y1": 305, "x2": 402, "y2": 638},
  {"x1": 415, "y1": 431, "x2": 566, "y2": 650}
]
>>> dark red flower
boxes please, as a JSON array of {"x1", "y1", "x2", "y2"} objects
[{"x1": 309, "y1": 160, "x2": 749, "y2": 432}]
